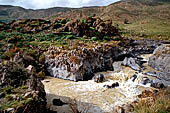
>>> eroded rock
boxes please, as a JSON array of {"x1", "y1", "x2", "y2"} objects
[{"x1": 0, "y1": 61, "x2": 47, "y2": 113}]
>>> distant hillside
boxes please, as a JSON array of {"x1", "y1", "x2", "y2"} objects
[
  {"x1": 0, "y1": 5, "x2": 74, "y2": 23},
  {"x1": 0, "y1": 0, "x2": 170, "y2": 39}
]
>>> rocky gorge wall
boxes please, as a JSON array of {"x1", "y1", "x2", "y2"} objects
[{"x1": 45, "y1": 39, "x2": 163, "y2": 81}]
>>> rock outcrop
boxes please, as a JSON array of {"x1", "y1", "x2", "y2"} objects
[
  {"x1": 148, "y1": 44, "x2": 170, "y2": 87},
  {"x1": 45, "y1": 40, "x2": 161, "y2": 81},
  {"x1": 0, "y1": 61, "x2": 47, "y2": 113},
  {"x1": 149, "y1": 44, "x2": 170, "y2": 73},
  {"x1": 1, "y1": 17, "x2": 120, "y2": 40},
  {"x1": 45, "y1": 44, "x2": 120, "y2": 81}
]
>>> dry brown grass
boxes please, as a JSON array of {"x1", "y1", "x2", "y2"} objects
[{"x1": 134, "y1": 89, "x2": 170, "y2": 113}]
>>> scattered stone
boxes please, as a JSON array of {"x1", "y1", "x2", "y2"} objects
[
  {"x1": 145, "y1": 71, "x2": 170, "y2": 86},
  {"x1": 131, "y1": 74, "x2": 137, "y2": 82},
  {"x1": 151, "y1": 82, "x2": 165, "y2": 89}
]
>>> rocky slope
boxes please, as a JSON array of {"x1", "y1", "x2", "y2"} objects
[{"x1": 0, "y1": 61, "x2": 47, "y2": 113}]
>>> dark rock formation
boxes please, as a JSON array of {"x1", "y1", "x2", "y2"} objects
[
  {"x1": 140, "y1": 77, "x2": 151, "y2": 85},
  {"x1": 1, "y1": 17, "x2": 120, "y2": 40},
  {"x1": 0, "y1": 61, "x2": 47, "y2": 113}
]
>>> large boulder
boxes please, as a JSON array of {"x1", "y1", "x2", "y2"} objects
[
  {"x1": 149, "y1": 44, "x2": 170, "y2": 73},
  {"x1": 0, "y1": 61, "x2": 47, "y2": 113},
  {"x1": 148, "y1": 44, "x2": 170, "y2": 87}
]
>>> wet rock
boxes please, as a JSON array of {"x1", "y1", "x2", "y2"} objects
[
  {"x1": 45, "y1": 45, "x2": 120, "y2": 81},
  {"x1": 145, "y1": 71, "x2": 170, "y2": 86},
  {"x1": 131, "y1": 74, "x2": 137, "y2": 82},
  {"x1": 93, "y1": 74, "x2": 104, "y2": 83},
  {"x1": 122, "y1": 57, "x2": 143, "y2": 71},
  {"x1": 151, "y1": 80, "x2": 165, "y2": 89},
  {"x1": 140, "y1": 77, "x2": 151, "y2": 85},
  {"x1": 104, "y1": 82, "x2": 119, "y2": 88}
]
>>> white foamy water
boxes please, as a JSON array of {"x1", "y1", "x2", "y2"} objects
[{"x1": 42, "y1": 54, "x2": 156, "y2": 113}]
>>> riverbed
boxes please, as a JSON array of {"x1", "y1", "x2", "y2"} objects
[{"x1": 42, "y1": 54, "x2": 157, "y2": 113}]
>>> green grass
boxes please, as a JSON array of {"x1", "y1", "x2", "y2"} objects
[{"x1": 120, "y1": 18, "x2": 170, "y2": 40}]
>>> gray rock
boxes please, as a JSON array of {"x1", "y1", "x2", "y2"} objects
[
  {"x1": 145, "y1": 71, "x2": 170, "y2": 87},
  {"x1": 112, "y1": 61, "x2": 122, "y2": 72},
  {"x1": 123, "y1": 57, "x2": 143, "y2": 71},
  {"x1": 45, "y1": 45, "x2": 120, "y2": 81},
  {"x1": 149, "y1": 44, "x2": 170, "y2": 73}
]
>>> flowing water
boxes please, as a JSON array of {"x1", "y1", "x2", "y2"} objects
[{"x1": 42, "y1": 54, "x2": 157, "y2": 113}]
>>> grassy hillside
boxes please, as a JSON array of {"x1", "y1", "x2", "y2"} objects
[{"x1": 0, "y1": 0, "x2": 170, "y2": 40}]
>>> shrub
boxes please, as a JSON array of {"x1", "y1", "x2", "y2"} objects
[
  {"x1": 39, "y1": 54, "x2": 45, "y2": 63},
  {"x1": 66, "y1": 35, "x2": 76, "y2": 39},
  {"x1": 103, "y1": 36, "x2": 110, "y2": 41},
  {"x1": 0, "y1": 31, "x2": 6, "y2": 40},
  {"x1": 91, "y1": 37, "x2": 98, "y2": 41},
  {"x1": 16, "y1": 26, "x2": 23, "y2": 32}
]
